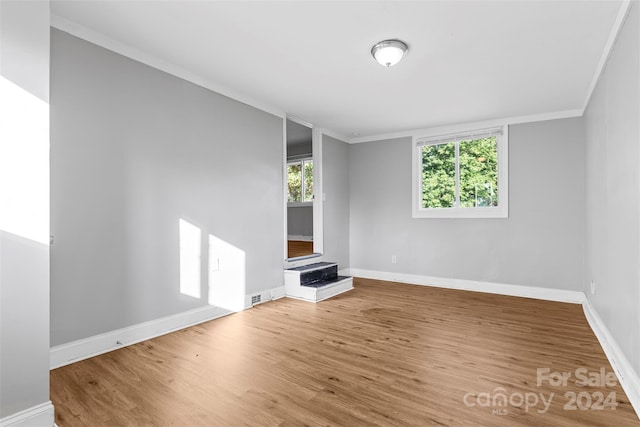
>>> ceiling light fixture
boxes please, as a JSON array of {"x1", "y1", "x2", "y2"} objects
[{"x1": 371, "y1": 39, "x2": 408, "y2": 67}]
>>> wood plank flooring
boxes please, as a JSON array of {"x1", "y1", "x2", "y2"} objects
[
  {"x1": 287, "y1": 240, "x2": 314, "y2": 258},
  {"x1": 50, "y1": 278, "x2": 639, "y2": 426}
]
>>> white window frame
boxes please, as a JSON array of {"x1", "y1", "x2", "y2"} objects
[
  {"x1": 412, "y1": 125, "x2": 509, "y2": 219},
  {"x1": 287, "y1": 156, "x2": 313, "y2": 207}
]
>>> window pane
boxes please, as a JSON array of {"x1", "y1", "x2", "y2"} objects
[
  {"x1": 421, "y1": 143, "x2": 456, "y2": 208},
  {"x1": 303, "y1": 160, "x2": 313, "y2": 202},
  {"x1": 459, "y1": 137, "x2": 498, "y2": 207},
  {"x1": 287, "y1": 163, "x2": 302, "y2": 202}
]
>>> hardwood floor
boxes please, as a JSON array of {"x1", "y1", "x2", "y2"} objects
[
  {"x1": 50, "y1": 278, "x2": 639, "y2": 426},
  {"x1": 287, "y1": 240, "x2": 314, "y2": 258}
]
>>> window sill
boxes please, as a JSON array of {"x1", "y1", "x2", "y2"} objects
[{"x1": 412, "y1": 206, "x2": 508, "y2": 219}]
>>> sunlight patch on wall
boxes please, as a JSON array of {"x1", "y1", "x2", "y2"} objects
[
  {"x1": 0, "y1": 76, "x2": 49, "y2": 244},
  {"x1": 179, "y1": 219, "x2": 202, "y2": 299},
  {"x1": 208, "y1": 234, "x2": 246, "y2": 312}
]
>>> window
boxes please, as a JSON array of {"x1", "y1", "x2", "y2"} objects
[
  {"x1": 412, "y1": 126, "x2": 508, "y2": 218},
  {"x1": 287, "y1": 158, "x2": 313, "y2": 204}
]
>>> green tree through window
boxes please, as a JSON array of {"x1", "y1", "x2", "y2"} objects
[
  {"x1": 421, "y1": 137, "x2": 498, "y2": 209},
  {"x1": 422, "y1": 143, "x2": 456, "y2": 208},
  {"x1": 288, "y1": 159, "x2": 313, "y2": 203},
  {"x1": 460, "y1": 137, "x2": 498, "y2": 207},
  {"x1": 287, "y1": 163, "x2": 302, "y2": 202},
  {"x1": 304, "y1": 160, "x2": 313, "y2": 202}
]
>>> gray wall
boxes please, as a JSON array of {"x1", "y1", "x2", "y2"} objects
[
  {"x1": 322, "y1": 135, "x2": 350, "y2": 269},
  {"x1": 50, "y1": 30, "x2": 283, "y2": 346},
  {"x1": 349, "y1": 118, "x2": 585, "y2": 290},
  {"x1": 0, "y1": 0, "x2": 51, "y2": 422},
  {"x1": 287, "y1": 206, "x2": 313, "y2": 237},
  {"x1": 584, "y1": 4, "x2": 639, "y2": 377}
]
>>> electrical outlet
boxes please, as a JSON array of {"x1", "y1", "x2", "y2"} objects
[
  {"x1": 590, "y1": 280, "x2": 596, "y2": 295},
  {"x1": 391, "y1": 255, "x2": 397, "y2": 264}
]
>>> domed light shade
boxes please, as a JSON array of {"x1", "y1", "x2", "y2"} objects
[{"x1": 371, "y1": 39, "x2": 408, "y2": 67}]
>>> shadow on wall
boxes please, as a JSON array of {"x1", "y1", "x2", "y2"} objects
[{"x1": 179, "y1": 219, "x2": 246, "y2": 312}]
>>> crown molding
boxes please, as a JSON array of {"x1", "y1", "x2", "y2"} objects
[{"x1": 348, "y1": 109, "x2": 583, "y2": 144}]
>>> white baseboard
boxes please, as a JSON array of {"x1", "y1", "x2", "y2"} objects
[
  {"x1": 583, "y1": 299, "x2": 640, "y2": 418},
  {"x1": 345, "y1": 268, "x2": 586, "y2": 304},
  {"x1": 50, "y1": 305, "x2": 232, "y2": 369},
  {"x1": 0, "y1": 401, "x2": 54, "y2": 427},
  {"x1": 244, "y1": 285, "x2": 286, "y2": 309}
]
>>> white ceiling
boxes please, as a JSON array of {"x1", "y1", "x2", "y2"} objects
[{"x1": 51, "y1": 1, "x2": 624, "y2": 141}]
